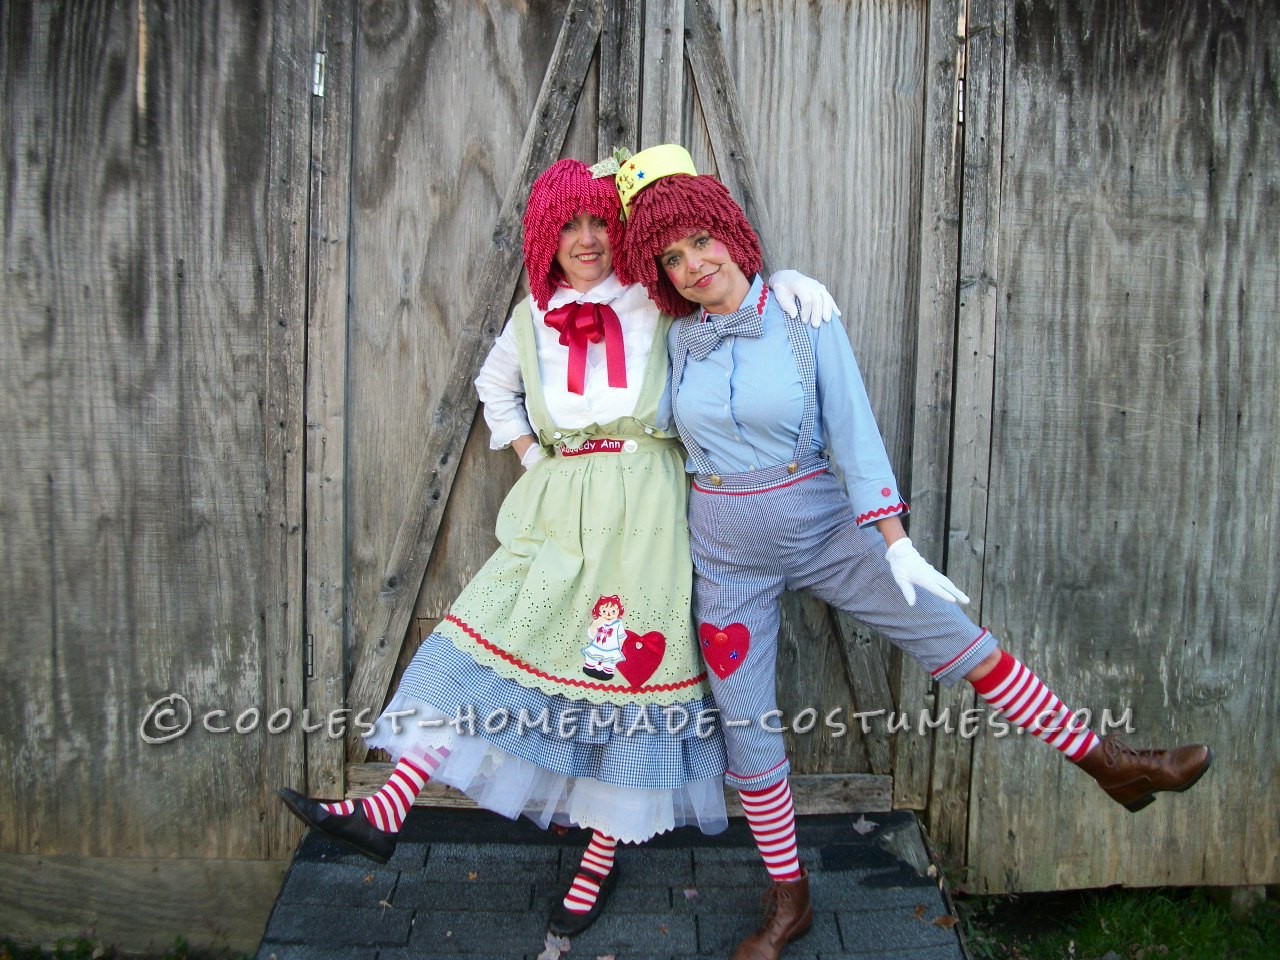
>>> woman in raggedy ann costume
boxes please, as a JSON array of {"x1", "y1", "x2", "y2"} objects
[{"x1": 279, "y1": 156, "x2": 833, "y2": 935}]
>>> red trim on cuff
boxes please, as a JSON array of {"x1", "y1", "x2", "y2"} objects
[{"x1": 855, "y1": 500, "x2": 908, "y2": 526}]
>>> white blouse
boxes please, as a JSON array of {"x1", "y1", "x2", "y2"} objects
[{"x1": 474, "y1": 273, "x2": 662, "y2": 449}]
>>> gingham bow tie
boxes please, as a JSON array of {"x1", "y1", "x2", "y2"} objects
[{"x1": 685, "y1": 303, "x2": 765, "y2": 361}]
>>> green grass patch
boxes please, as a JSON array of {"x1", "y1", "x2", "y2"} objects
[{"x1": 956, "y1": 887, "x2": 1280, "y2": 960}]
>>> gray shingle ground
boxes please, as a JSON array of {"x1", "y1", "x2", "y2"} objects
[{"x1": 256, "y1": 808, "x2": 966, "y2": 960}]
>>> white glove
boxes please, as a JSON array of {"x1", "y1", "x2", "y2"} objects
[
  {"x1": 768, "y1": 269, "x2": 841, "y2": 328},
  {"x1": 519, "y1": 443, "x2": 547, "y2": 469},
  {"x1": 885, "y1": 537, "x2": 970, "y2": 606}
]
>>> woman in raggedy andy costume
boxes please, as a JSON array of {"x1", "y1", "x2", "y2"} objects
[
  {"x1": 278, "y1": 155, "x2": 835, "y2": 936},
  {"x1": 616, "y1": 145, "x2": 1213, "y2": 960}
]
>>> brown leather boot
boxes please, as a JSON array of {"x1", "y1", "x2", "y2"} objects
[
  {"x1": 1076, "y1": 735, "x2": 1213, "y2": 812},
  {"x1": 732, "y1": 866, "x2": 813, "y2": 960}
]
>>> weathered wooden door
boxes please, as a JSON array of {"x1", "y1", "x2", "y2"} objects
[
  {"x1": 302, "y1": 0, "x2": 1280, "y2": 893},
  {"x1": 932, "y1": 0, "x2": 1280, "y2": 892},
  {"x1": 304, "y1": 0, "x2": 936, "y2": 809},
  {"x1": 1, "y1": 0, "x2": 314, "y2": 944}
]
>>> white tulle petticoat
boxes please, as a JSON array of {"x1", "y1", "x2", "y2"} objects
[{"x1": 365, "y1": 692, "x2": 728, "y2": 845}]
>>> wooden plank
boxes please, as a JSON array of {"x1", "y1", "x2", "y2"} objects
[
  {"x1": 343, "y1": 0, "x2": 603, "y2": 760},
  {"x1": 302, "y1": 0, "x2": 355, "y2": 801},
  {"x1": 563, "y1": 22, "x2": 605, "y2": 170},
  {"x1": 711, "y1": 0, "x2": 929, "y2": 475},
  {"x1": 683, "y1": 0, "x2": 777, "y2": 272},
  {"x1": 897, "y1": 0, "x2": 968, "y2": 813},
  {"x1": 966, "y1": 0, "x2": 1280, "y2": 893},
  {"x1": 776, "y1": 593, "x2": 873, "y2": 777},
  {"x1": 910, "y1": 0, "x2": 966, "y2": 557},
  {"x1": 411, "y1": 404, "x2": 522, "y2": 619},
  {"x1": 833, "y1": 614, "x2": 896, "y2": 776},
  {"x1": 0, "y1": 0, "x2": 58, "y2": 857},
  {"x1": 409, "y1": 0, "x2": 607, "y2": 626},
  {"x1": 908, "y1": 0, "x2": 1002, "y2": 845},
  {"x1": 641, "y1": 0, "x2": 685, "y2": 146},
  {"x1": 349, "y1": 763, "x2": 893, "y2": 815},
  {"x1": 941, "y1": 0, "x2": 999, "y2": 621},
  {"x1": 599, "y1": 0, "x2": 641, "y2": 154},
  {"x1": 344, "y1": 3, "x2": 540, "y2": 669},
  {"x1": 260, "y1": 0, "x2": 320, "y2": 858},
  {"x1": 0, "y1": 855, "x2": 285, "y2": 954}
]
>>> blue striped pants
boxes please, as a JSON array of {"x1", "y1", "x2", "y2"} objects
[{"x1": 688, "y1": 463, "x2": 996, "y2": 789}]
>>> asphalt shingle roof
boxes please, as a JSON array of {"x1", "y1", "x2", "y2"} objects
[{"x1": 257, "y1": 807, "x2": 965, "y2": 960}]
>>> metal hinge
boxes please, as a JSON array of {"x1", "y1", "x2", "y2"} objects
[
  {"x1": 956, "y1": 1, "x2": 968, "y2": 125},
  {"x1": 312, "y1": 50, "x2": 327, "y2": 98},
  {"x1": 305, "y1": 633, "x2": 315, "y2": 678}
]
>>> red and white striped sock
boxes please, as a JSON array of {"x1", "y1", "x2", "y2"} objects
[
  {"x1": 562, "y1": 832, "x2": 618, "y2": 914},
  {"x1": 740, "y1": 779, "x2": 802, "y2": 882},
  {"x1": 971, "y1": 650, "x2": 1100, "y2": 761},
  {"x1": 319, "y1": 748, "x2": 449, "y2": 832}
]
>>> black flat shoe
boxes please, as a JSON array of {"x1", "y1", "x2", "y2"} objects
[
  {"x1": 547, "y1": 866, "x2": 620, "y2": 937},
  {"x1": 278, "y1": 787, "x2": 397, "y2": 864}
]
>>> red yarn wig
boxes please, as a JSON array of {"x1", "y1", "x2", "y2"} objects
[
  {"x1": 617, "y1": 174, "x2": 762, "y2": 317},
  {"x1": 522, "y1": 159, "x2": 626, "y2": 309}
]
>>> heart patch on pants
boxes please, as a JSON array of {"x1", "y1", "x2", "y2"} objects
[{"x1": 698, "y1": 622, "x2": 751, "y2": 679}]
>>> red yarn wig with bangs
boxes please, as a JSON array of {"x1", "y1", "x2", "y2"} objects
[
  {"x1": 522, "y1": 159, "x2": 626, "y2": 309},
  {"x1": 618, "y1": 174, "x2": 762, "y2": 317}
]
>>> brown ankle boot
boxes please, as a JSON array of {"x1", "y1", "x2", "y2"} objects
[
  {"x1": 1076, "y1": 735, "x2": 1213, "y2": 812},
  {"x1": 732, "y1": 866, "x2": 813, "y2": 960}
]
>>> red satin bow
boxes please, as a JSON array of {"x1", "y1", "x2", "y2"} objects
[{"x1": 542, "y1": 301, "x2": 628, "y2": 395}]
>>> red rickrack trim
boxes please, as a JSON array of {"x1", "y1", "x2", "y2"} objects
[
  {"x1": 444, "y1": 615, "x2": 708, "y2": 693},
  {"x1": 855, "y1": 501, "x2": 908, "y2": 526}
]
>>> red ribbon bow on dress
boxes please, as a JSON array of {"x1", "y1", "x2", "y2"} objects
[{"x1": 542, "y1": 300, "x2": 628, "y2": 396}]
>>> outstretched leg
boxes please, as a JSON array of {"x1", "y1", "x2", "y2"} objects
[
  {"x1": 967, "y1": 649, "x2": 1100, "y2": 760},
  {"x1": 968, "y1": 649, "x2": 1212, "y2": 811},
  {"x1": 793, "y1": 514, "x2": 1213, "y2": 815}
]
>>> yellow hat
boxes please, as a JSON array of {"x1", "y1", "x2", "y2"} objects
[{"x1": 615, "y1": 144, "x2": 697, "y2": 220}]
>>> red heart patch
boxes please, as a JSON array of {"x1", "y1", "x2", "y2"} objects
[
  {"x1": 615, "y1": 630, "x2": 666, "y2": 689},
  {"x1": 698, "y1": 622, "x2": 751, "y2": 680}
]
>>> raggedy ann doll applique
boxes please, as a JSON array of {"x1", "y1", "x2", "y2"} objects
[{"x1": 582, "y1": 594, "x2": 627, "y2": 680}]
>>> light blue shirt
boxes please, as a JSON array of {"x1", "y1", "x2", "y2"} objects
[{"x1": 670, "y1": 275, "x2": 906, "y2": 526}]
